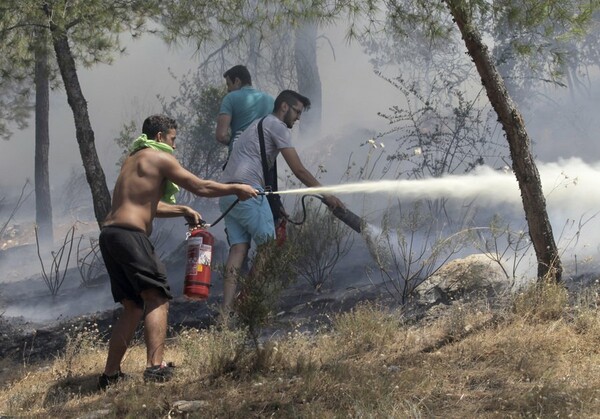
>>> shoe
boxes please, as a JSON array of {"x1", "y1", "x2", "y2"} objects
[
  {"x1": 143, "y1": 361, "x2": 175, "y2": 382},
  {"x1": 98, "y1": 370, "x2": 128, "y2": 390}
]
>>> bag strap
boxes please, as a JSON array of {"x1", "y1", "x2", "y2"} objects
[{"x1": 257, "y1": 117, "x2": 278, "y2": 192}]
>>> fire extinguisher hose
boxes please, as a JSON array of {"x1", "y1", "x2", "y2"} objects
[
  {"x1": 196, "y1": 193, "x2": 319, "y2": 229},
  {"x1": 284, "y1": 194, "x2": 324, "y2": 226},
  {"x1": 203, "y1": 198, "x2": 240, "y2": 227},
  {"x1": 197, "y1": 192, "x2": 362, "y2": 233}
]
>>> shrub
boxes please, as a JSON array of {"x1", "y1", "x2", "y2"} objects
[{"x1": 288, "y1": 197, "x2": 353, "y2": 292}]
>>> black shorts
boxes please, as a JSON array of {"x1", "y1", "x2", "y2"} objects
[{"x1": 99, "y1": 225, "x2": 173, "y2": 307}]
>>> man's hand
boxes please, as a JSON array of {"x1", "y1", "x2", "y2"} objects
[
  {"x1": 321, "y1": 194, "x2": 344, "y2": 210},
  {"x1": 183, "y1": 206, "x2": 203, "y2": 226},
  {"x1": 235, "y1": 184, "x2": 259, "y2": 201}
]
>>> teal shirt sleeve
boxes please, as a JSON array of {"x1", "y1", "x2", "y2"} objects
[{"x1": 219, "y1": 93, "x2": 234, "y2": 116}]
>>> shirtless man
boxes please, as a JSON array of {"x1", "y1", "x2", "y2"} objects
[{"x1": 98, "y1": 114, "x2": 257, "y2": 388}]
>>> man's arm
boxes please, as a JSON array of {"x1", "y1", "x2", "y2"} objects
[
  {"x1": 157, "y1": 152, "x2": 257, "y2": 200},
  {"x1": 216, "y1": 114, "x2": 232, "y2": 145},
  {"x1": 156, "y1": 201, "x2": 202, "y2": 226},
  {"x1": 280, "y1": 148, "x2": 344, "y2": 209}
]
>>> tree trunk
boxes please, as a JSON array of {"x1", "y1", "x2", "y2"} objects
[
  {"x1": 445, "y1": 0, "x2": 562, "y2": 282},
  {"x1": 49, "y1": 27, "x2": 111, "y2": 227},
  {"x1": 295, "y1": 22, "x2": 322, "y2": 137},
  {"x1": 34, "y1": 30, "x2": 53, "y2": 247}
]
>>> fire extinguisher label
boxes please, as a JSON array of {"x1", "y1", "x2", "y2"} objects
[
  {"x1": 186, "y1": 238, "x2": 212, "y2": 276},
  {"x1": 197, "y1": 244, "x2": 212, "y2": 266}
]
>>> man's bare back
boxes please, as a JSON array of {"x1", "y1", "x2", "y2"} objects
[{"x1": 103, "y1": 148, "x2": 167, "y2": 234}]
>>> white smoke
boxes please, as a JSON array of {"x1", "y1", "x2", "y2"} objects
[
  {"x1": 278, "y1": 158, "x2": 599, "y2": 213},
  {"x1": 279, "y1": 157, "x2": 600, "y2": 275}
]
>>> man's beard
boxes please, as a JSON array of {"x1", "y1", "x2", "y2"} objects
[{"x1": 284, "y1": 110, "x2": 295, "y2": 129}]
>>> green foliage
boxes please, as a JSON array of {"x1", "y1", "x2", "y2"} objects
[
  {"x1": 113, "y1": 119, "x2": 137, "y2": 167},
  {"x1": 488, "y1": 0, "x2": 600, "y2": 99},
  {"x1": 354, "y1": 0, "x2": 600, "y2": 104},
  {"x1": 234, "y1": 240, "x2": 299, "y2": 348},
  {"x1": 156, "y1": 76, "x2": 227, "y2": 204},
  {"x1": 159, "y1": 77, "x2": 226, "y2": 177},
  {"x1": 0, "y1": 2, "x2": 41, "y2": 138},
  {"x1": 159, "y1": 0, "x2": 344, "y2": 48},
  {"x1": 43, "y1": 0, "x2": 161, "y2": 66},
  {"x1": 385, "y1": 1, "x2": 452, "y2": 41},
  {"x1": 0, "y1": 75, "x2": 32, "y2": 140},
  {"x1": 157, "y1": 0, "x2": 353, "y2": 95},
  {"x1": 0, "y1": 0, "x2": 162, "y2": 136}
]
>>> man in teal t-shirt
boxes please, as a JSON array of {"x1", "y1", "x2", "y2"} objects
[{"x1": 216, "y1": 65, "x2": 274, "y2": 162}]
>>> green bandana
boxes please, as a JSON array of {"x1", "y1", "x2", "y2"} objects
[{"x1": 130, "y1": 134, "x2": 180, "y2": 204}]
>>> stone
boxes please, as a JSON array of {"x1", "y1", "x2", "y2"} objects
[{"x1": 417, "y1": 254, "x2": 510, "y2": 304}]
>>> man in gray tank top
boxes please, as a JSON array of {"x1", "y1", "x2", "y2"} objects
[{"x1": 218, "y1": 90, "x2": 344, "y2": 315}]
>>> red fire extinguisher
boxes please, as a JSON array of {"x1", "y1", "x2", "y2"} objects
[{"x1": 184, "y1": 226, "x2": 215, "y2": 300}]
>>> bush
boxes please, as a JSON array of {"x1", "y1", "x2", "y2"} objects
[{"x1": 288, "y1": 197, "x2": 353, "y2": 292}]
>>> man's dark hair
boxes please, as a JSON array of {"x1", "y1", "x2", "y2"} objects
[
  {"x1": 273, "y1": 90, "x2": 311, "y2": 113},
  {"x1": 142, "y1": 115, "x2": 177, "y2": 140},
  {"x1": 223, "y1": 65, "x2": 252, "y2": 86}
]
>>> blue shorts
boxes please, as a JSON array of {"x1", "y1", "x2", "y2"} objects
[{"x1": 219, "y1": 192, "x2": 275, "y2": 246}]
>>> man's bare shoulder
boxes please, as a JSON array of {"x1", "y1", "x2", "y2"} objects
[
  {"x1": 127, "y1": 148, "x2": 177, "y2": 166},
  {"x1": 118, "y1": 149, "x2": 179, "y2": 182}
]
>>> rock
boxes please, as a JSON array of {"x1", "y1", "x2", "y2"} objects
[
  {"x1": 172, "y1": 400, "x2": 209, "y2": 413},
  {"x1": 417, "y1": 254, "x2": 510, "y2": 305}
]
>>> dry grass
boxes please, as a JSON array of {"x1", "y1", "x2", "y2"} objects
[{"x1": 3, "y1": 281, "x2": 600, "y2": 418}]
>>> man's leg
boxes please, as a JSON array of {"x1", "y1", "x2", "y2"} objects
[
  {"x1": 249, "y1": 241, "x2": 272, "y2": 278},
  {"x1": 103, "y1": 299, "x2": 144, "y2": 376},
  {"x1": 141, "y1": 287, "x2": 170, "y2": 367},
  {"x1": 222, "y1": 242, "x2": 250, "y2": 314}
]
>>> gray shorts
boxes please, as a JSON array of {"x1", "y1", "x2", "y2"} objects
[{"x1": 99, "y1": 225, "x2": 173, "y2": 307}]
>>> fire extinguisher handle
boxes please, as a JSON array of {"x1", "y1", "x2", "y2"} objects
[{"x1": 186, "y1": 219, "x2": 208, "y2": 228}]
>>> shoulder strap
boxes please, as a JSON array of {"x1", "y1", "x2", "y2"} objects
[{"x1": 258, "y1": 117, "x2": 278, "y2": 191}]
